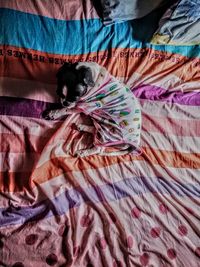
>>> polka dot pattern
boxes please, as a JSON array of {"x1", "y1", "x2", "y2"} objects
[
  {"x1": 185, "y1": 207, "x2": 195, "y2": 215},
  {"x1": 159, "y1": 204, "x2": 169, "y2": 214},
  {"x1": 131, "y1": 207, "x2": 141, "y2": 218},
  {"x1": 140, "y1": 253, "x2": 149, "y2": 266},
  {"x1": 80, "y1": 215, "x2": 93, "y2": 227},
  {"x1": 4, "y1": 203, "x2": 197, "y2": 267},
  {"x1": 46, "y1": 253, "x2": 58, "y2": 266},
  {"x1": 25, "y1": 234, "x2": 38, "y2": 245},
  {"x1": 12, "y1": 263, "x2": 24, "y2": 267},
  {"x1": 99, "y1": 238, "x2": 107, "y2": 250},
  {"x1": 195, "y1": 247, "x2": 200, "y2": 258},
  {"x1": 178, "y1": 225, "x2": 188, "y2": 236},
  {"x1": 167, "y1": 248, "x2": 177, "y2": 259},
  {"x1": 126, "y1": 236, "x2": 133, "y2": 249},
  {"x1": 150, "y1": 227, "x2": 161, "y2": 238}
]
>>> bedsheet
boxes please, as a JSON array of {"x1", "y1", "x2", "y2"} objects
[{"x1": 0, "y1": 1, "x2": 200, "y2": 266}]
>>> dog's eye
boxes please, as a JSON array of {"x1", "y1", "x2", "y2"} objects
[
  {"x1": 62, "y1": 101, "x2": 69, "y2": 107},
  {"x1": 56, "y1": 89, "x2": 61, "y2": 96},
  {"x1": 56, "y1": 90, "x2": 65, "y2": 98}
]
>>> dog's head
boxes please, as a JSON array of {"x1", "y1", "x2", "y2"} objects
[{"x1": 56, "y1": 62, "x2": 95, "y2": 107}]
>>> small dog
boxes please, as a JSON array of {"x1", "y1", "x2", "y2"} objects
[{"x1": 42, "y1": 62, "x2": 142, "y2": 157}]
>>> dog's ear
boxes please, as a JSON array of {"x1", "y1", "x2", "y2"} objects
[
  {"x1": 62, "y1": 62, "x2": 78, "y2": 69},
  {"x1": 56, "y1": 62, "x2": 78, "y2": 78}
]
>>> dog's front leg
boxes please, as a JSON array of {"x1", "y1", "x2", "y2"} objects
[
  {"x1": 42, "y1": 108, "x2": 68, "y2": 120},
  {"x1": 42, "y1": 108, "x2": 78, "y2": 120}
]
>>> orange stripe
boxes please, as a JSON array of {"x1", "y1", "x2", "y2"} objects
[
  {"x1": 0, "y1": 154, "x2": 137, "y2": 192},
  {"x1": 30, "y1": 147, "x2": 200, "y2": 187},
  {"x1": 143, "y1": 148, "x2": 200, "y2": 169},
  {"x1": 1, "y1": 147, "x2": 200, "y2": 192},
  {"x1": 0, "y1": 155, "x2": 138, "y2": 192},
  {"x1": 0, "y1": 45, "x2": 198, "y2": 83}
]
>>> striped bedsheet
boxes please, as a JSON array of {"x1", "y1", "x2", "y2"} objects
[{"x1": 0, "y1": 1, "x2": 200, "y2": 266}]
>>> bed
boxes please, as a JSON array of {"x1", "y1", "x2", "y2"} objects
[{"x1": 0, "y1": 0, "x2": 200, "y2": 266}]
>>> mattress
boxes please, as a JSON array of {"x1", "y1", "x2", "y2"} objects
[{"x1": 0, "y1": 1, "x2": 200, "y2": 266}]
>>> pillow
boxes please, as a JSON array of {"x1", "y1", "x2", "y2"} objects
[
  {"x1": 151, "y1": 0, "x2": 200, "y2": 45},
  {"x1": 100, "y1": 0, "x2": 165, "y2": 25}
]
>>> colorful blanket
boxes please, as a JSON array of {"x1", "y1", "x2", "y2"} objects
[{"x1": 0, "y1": 1, "x2": 200, "y2": 267}]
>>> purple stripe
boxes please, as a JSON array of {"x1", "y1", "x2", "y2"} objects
[
  {"x1": 1, "y1": 85, "x2": 200, "y2": 119},
  {"x1": 0, "y1": 96, "x2": 60, "y2": 118},
  {"x1": 0, "y1": 176, "x2": 199, "y2": 227},
  {"x1": 133, "y1": 84, "x2": 200, "y2": 106}
]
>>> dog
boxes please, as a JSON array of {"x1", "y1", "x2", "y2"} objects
[{"x1": 42, "y1": 62, "x2": 142, "y2": 157}]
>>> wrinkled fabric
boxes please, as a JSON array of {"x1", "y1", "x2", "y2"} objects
[
  {"x1": 0, "y1": 1, "x2": 200, "y2": 267},
  {"x1": 152, "y1": 0, "x2": 200, "y2": 45},
  {"x1": 100, "y1": 0, "x2": 165, "y2": 25}
]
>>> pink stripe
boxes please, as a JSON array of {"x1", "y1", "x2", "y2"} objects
[
  {"x1": 1, "y1": 111, "x2": 199, "y2": 145},
  {"x1": 0, "y1": 78, "x2": 56, "y2": 102},
  {"x1": 0, "y1": 115, "x2": 62, "y2": 136},
  {"x1": 0, "y1": 0, "x2": 98, "y2": 20},
  {"x1": 0, "y1": 132, "x2": 49, "y2": 153},
  {"x1": 143, "y1": 114, "x2": 200, "y2": 137}
]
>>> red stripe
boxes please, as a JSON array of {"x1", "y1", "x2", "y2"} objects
[{"x1": 1, "y1": 46, "x2": 198, "y2": 84}]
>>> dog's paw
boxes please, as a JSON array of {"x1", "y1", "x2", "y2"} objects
[
  {"x1": 76, "y1": 125, "x2": 85, "y2": 132},
  {"x1": 75, "y1": 124, "x2": 95, "y2": 134},
  {"x1": 41, "y1": 110, "x2": 55, "y2": 120},
  {"x1": 71, "y1": 124, "x2": 83, "y2": 132},
  {"x1": 75, "y1": 150, "x2": 89, "y2": 158}
]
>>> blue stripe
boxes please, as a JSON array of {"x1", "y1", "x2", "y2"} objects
[
  {"x1": 0, "y1": 176, "x2": 199, "y2": 227},
  {"x1": 1, "y1": 8, "x2": 200, "y2": 57}
]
